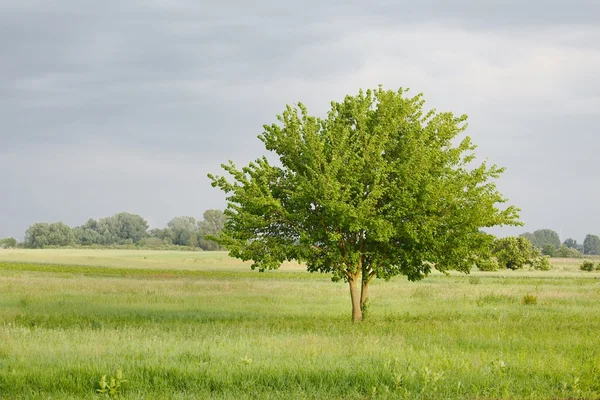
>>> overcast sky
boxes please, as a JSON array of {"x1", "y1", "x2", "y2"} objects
[{"x1": 1, "y1": 1, "x2": 599, "y2": 242}]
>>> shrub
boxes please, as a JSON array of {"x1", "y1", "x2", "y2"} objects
[
  {"x1": 522, "y1": 294, "x2": 537, "y2": 305},
  {"x1": 541, "y1": 244, "x2": 556, "y2": 257},
  {"x1": 596, "y1": 263, "x2": 600, "y2": 271},
  {"x1": 474, "y1": 256, "x2": 499, "y2": 272},
  {"x1": 532, "y1": 256, "x2": 551, "y2": 271},
  {"x1": 555, "y1": 246, "x2": 583, "y2": 258},
  {"x1": 492, "y1": 236, "x2": 535, "y2": 270},
  {"x1": 580, "y1": 260, "x2": 595, "y2": 272}
]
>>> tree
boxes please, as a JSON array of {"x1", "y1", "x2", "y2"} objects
[
  {"x1": 149, "y1": 228, "x2": 174, "y2": 244},
  {"x1": 492, "y1": 236, "x2": 537, "y2": 270},
  {"x1": 563, "y1": 238, "x2": 577, "y2": 249},
  {"x1": 520, "y1": 232, "x2": 536, "y2": 245},
  {"x1": 583, "y1": 234, "x2": 600, "y2": 255},
  {"x1": 167, "y1": 216, "x2": 197, "y2": 246},
  {"x1": 198, "y1": 209, "x2": 227, "y2": 251},
  {"x1": 0, "y1": 237, "x2": 17, "y2": 248},
  {"x1": 24, "y1": 222, "x2": 74, "y2": 248},
  {"x1": 209, "y1": 87, "x2": 520, "y2": 321},
  {"x1": 554, "y1": 245, "x2": 583, "y2": 258},
  {"x1": 521, "y1": 229, "x2": 560, "y2": 249},
  {"x1": 541, "y1": 244, "x2": 556, "y2": 257},
  {"x1": 47, "y1": 222, "x2": 75, "y2": 246},
  {"x1": 112, "y1": 213, "x2": 148, "y2": 243}
]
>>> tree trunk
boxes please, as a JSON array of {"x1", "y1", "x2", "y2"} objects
[
  {"x1": 360, "y1": 280, "x2": 369, "y2": 310},
  {"x1": 349, "y1": 278, "x2": 363, "y2": 322}
]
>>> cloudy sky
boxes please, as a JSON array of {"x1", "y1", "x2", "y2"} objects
[{"x1": 1, "y1": 0, "x2": 599, "y2": 242}]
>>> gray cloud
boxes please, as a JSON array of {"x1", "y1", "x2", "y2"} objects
[{"x1": 1, "y1": 0, "x2": 599, "y2": 242}]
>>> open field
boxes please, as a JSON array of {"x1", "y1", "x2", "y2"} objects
[{"x1": 1, "y1": 250, "x2": 600, "y2": 399}]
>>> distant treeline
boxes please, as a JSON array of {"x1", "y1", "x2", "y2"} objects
[
  {"x1": 2, "y1": 221, "x2": 599, "y2": 257},
  {"x1": 0, "y1": 210, "x2": 226, "y2": 250},
  {"x1": 519, "y1": 229, "x2": 600, "y2": 257}
]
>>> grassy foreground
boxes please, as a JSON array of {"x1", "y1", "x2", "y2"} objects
[{"x1": 1, "y1": 250, "x2": 599, "y2": 399}]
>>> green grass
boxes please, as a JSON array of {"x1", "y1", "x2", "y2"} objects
[{"x1": 1, "y1": 250, "x2": 600, "y2": 399}]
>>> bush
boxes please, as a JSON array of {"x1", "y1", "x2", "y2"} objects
[
  {"x1": 0, "y1": 237, "x2": 17, "y2": 248},
  {"x1": 493, "y1": 236, "x2": 536, "y2": 270},
  {"x1": 580, "y1": 260, "x2": 595, "y2": 272},
  {"x1": 474, "y1": 256, "x2": 500, "y2": 272},
  {"x1": 522, "y1": 294, "x2": 537, "y2": 305},
  {"x1": 596, "y1": 263, "x2": 600, "y2": 271},
  {"x1": 554, "y1": 246, "x2": 583, "y2": 258},
  {"x1": 541, "y1": 245, "x2": 556, "y2": 257},
  {"x1": 532, "y1": 256, "x2": 551, "y2": 271}
]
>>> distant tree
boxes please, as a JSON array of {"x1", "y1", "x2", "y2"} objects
[
  {"x1": 188, "y1": 232, "x2": 198, "y2": 248},
  {"x1": 149, "y1": 228, "x2": 174, "y2": 244},
  {"x1": 47, "y1": 222, "x2": 75, "y2": 246},
  {"x1": 112, "y1": 213, "x2": 148, "y2": 243},
  {"x1": 167, "y1": 216, "x2": 198, "y2": 246},
  {"x1": 521, "y1": 229, "x2": 560, "y2": 249},
  {"x1": 583, "y1": 234, "x2": 600, "y2": 255},
  {"x1": 520, "y1": 232, "x2": 536, "y2": 245},
  {"x1": 541, "y1": 244, "x2": 556, "y2": 257},
  {"x1": 492, "y1": 236, "x2": 537, "y2": 270},
  {"x1": 73, "y1": 219, "x2": 105, "y2": 245},
  {"x1": 0, "y1": 237, "x2": 17, "y2": 248},
  {"x1": 24, "y1": 223, "x2": 51, "y2": 248},
  {"x1": 554, "y1": 245, "x2": 583, "y2": 258},
  {"x1": 25, "y1": 222, "x2": 74, "y2": 248},
  {"x1": 563, "y1": 238, "x2": 577, "y2": 249},
  {"x1": 198, "y1": 209, "x2": 227, "y2": 251}
]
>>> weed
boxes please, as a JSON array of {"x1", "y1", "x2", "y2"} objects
[
  {"x1": 522, "y1": 293, "x2": 537, "y2": 305},
  {"x1": 96, "y1": 369, "x2": 127, "y2": 397},
  {"x1": 240, "y1": 356, "x2": 253, "y2": 365},
  {"x1": 469, "y1": 277, "x2": 481, "y2": 285},
  {"x1": 580, "y1": 260, "x2": 595, "y2": 272}
]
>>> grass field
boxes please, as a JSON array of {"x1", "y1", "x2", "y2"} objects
[{"x1": 1, "y1": 249, "x2": 600, "y2": 399}]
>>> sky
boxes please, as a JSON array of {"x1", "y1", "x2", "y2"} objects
[{"x1": 1, "y1": 0, "x2": 599, "y2": 242}]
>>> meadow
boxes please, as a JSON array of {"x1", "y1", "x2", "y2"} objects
[{"x1": 1, "y1": 249, "x2": 599, "y2": 399}]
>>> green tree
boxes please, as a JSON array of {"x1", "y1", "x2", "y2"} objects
[
  {"x1": 554, "y1": 245, "x2": 583, "y2": 258},
  {"x1": 492, "y1": 236, "x2": 537, "y2": 270},
  {"x1": 521, "y1": 229, "x2": 560, "y2": 249},
  {"x1": 209, "y1": 87, "x2": 520, "y2": 321},
  {"x1": 541, "y1": 244, "x2": 556, "y2": 257},
  {"x1": 198, "y1": 209, "x2": 227, "y2": 251},
  {"x1": 563, "y1": 238, "x2": 577, "y2": 249},
  {"x1": 47, "y1": 222, "x2": 75, "y2": 246},
  {"x1": 583, "y1": 234, "x2": 600, "y2": 255},
  {"x1": 112, "y1": 213, "x2": 148, "y2": 243},
  {"x1": 167, "y1": 216, "x2": 197, "y2": 246},
  {"x1": 149, "y1": 228, "x2": 174, "y2": 244},
  {"x1": 24, "y1": 223, "x2": 51, "y2": 248},
  {"x1": 24, "y1": 222, "x2": 74, "y2": 248},
  {"x1": 0, "y1": 237, "x2": 17, "y2": 248}
]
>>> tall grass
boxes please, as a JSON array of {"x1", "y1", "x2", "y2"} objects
[{"x1": 1, "y1": 251, "x2": 599, "y2": 398}]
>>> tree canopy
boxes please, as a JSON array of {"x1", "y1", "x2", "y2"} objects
[
  {"x1": 209, "y1": 87, "x2": 520, "y2": 321},
  {"x1": 21, "y1": 211, "x2": 226, "y2": 250},
  {"x1": 520, "y1": 229, "x2": 561, "y2": 249},
  {"x1": 583, "y1": 234, "x2": 600, "y2": 255}
]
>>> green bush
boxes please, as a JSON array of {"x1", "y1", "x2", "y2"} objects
[
  {"x1": 532, "y1": 256, "x2": 551, "y2": 271},
  {"x1": 555, "y1": 246, "x2": 583, "y2": 258},
  {"x1": 541, "y1": 244, "x2": 556, "y2": 257},
  {"x1": 474, "y1": 256, "x2": 499, "y2": 272},
  {"x1": 522, "y1": 294, "x2": 537, "y2": 305},
  {"x1": 492, "y1": 236, "x2": 535, "y2": 270},
  {"x1": 580, "y1": 260, "x2": 595, "y2": 272},
  {"x1": 596, "y1": 263, "x2": 600, "y2": 271}
]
